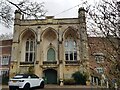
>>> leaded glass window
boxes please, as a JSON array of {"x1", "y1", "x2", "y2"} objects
[
  {"x1": 65, "y1": 39, "x2": 77, "y2": 61},
  {"x1": 47, "y1": 48, "x2": 55, "y2": 61},
  {"x1": 25, "y1": 39, "x2": 35, "y2": 62}
]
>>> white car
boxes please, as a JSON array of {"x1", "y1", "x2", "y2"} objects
[{"x1": 8, "y1": 74, "x2": 44, "y2": 90}]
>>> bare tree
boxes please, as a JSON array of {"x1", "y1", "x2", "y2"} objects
[
  {"x1": 84, "y1": 0, "x2": 120, "y2": 87},
  {"x1": 0, "y1": 1, "x2": 13, "y2": 27},
  {"x1": 0, "y1": 0, "x2": 46, "y2": 27},
  {"x1": 0, "y1": 33, "x2": 13, "y2": 40}
]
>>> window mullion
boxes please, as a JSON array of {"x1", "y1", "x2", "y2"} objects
[
  {"x1": 33, "y1": 41, "x2": 35, "y2": 62},
  {"x1": 68, "y1": 51, "x2": 70, "y2": 61},
  {"x1": 28, "y1": 40, "x2": 31, "y2": 62},
  {"x1": 73, "y1": 50, "x2": 75, "y2": 61}
]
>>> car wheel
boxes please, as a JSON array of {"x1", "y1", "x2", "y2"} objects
[
  {"x1": 40, "y1": 81, "x2": 44, "y2": 89},
  {"x1": 23, "y1": 83, "x2": 30, "y2": 90}
]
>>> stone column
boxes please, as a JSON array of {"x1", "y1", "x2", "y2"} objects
[
  {"x1": 58, "y1": 26, "x2": 64, "y2": 86},
  {"x1": 78, "y1": 7, "x2": 90, "y2": 79},
  {"x1": 10, "y1": 10, "x2": 21, "y2": 77},
  {"x1": 34, "y1": 26, "x2": 42, "y2": 77},
  {"x1": 78, "y1": 8, "x2": 89, "y2": 63}
]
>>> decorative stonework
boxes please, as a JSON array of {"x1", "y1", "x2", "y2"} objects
[{"x1": 10, "y1": 8, "x2": 90, "y2": 84}]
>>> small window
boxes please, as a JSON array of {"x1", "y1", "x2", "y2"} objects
[
  {"x1": 96, "y1": 67, "x2": 104, "y2": 74},
  {"x1": 1, "y1": 56, "x2": 10, "y2": 65},
  {"x1": 95, "y1": 55, "x2": 105, "y2": 63},
  {"x1": 94, "y1": 53, "x2": 105, "y2": 63},
  {"x1": 1, "y1": 70, "x2": 9, "y2": 76}
]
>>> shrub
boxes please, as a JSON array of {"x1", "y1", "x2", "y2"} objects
[
  {"x1": 72, "y1": 71, "x2": 87, "y2": 85},
  {"x1": 64, "y1": 78, "x2": 76, "y2": 85},
  {"x1": 28, "y1": 66, "x2": 34, "y2": 74}
]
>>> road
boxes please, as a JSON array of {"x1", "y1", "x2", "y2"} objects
[{"x1": 1, "y1": 88, "x2": 106, "y2": 90}]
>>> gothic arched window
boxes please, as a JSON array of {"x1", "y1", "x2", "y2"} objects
[
  {"x1": 47, "y1": 48, "x2": 55, "y2": 61},
  {"x1": 65, "y1": 39, "x2": 77, "y2": 61},
  {"x1": 25, "y1": 38, "x2": 35, "y2": 62}
]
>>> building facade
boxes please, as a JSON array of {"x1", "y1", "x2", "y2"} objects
[
  {"x1": 10, "y1": 8, "x2": 90, "y2": 84},
  {"x1": 9, "y1": 7, "x2": 119, "y2": 85},
  {"x1": 0, "y1": 39, "x2": 12, "y2": 77},
  {"x1": 0, "y1": 39, "x2": 12, "y2": 84},
  {"x1": 88, "y1": 36, "x2": 119, "y2": 86}
]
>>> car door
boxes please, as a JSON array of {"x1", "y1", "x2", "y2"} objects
[{"x1": 30, "y1": 74, "x2": 40, "y2": 87}]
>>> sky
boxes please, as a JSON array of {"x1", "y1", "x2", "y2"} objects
[{"x1": 0, "y1": 0, "x2": 96, "y2": 35}]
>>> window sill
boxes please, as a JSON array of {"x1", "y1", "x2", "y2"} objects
[
  {"x1": 65, "y1": 60, "x2": 80, "y2": 65},
  {"x1": 20, "y1": 62, "x2": 34, "y2": 65},
  {"x1": 43, "y1": 61, "x2": 57, "y2": 64},
  {"x1": 1, "y1": 64, "x2": 9, "y2": 66}
]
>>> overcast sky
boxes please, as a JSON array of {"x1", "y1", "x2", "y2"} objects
[{"x1": 0, "y1": 0, "x2": 96, "y2": 34}]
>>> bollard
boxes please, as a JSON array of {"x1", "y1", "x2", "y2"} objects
[
  {"x1": 106, "y1": 81, "x2": 109, "y2": 88},
  {"x1": 114, "y1": 83, "x2": 117, "y2": 90},
  {"x1": 60, "y1": 79, "x2": 63, "y2": 86}
]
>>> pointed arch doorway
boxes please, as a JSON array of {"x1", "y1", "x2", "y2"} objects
[{"x1": 43, "y1": 69, "x2": 57, "y2": 84}]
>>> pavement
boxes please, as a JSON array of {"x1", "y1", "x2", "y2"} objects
[
  {"x1": 0, "y1": 84, "x2": 106, "y2": 89},
  {"x1": 0, "y1": 85, "x2": 9, "y2": 89},
  {"x1": 45, "y1": 84, "x2": 104, "y2": 88}
]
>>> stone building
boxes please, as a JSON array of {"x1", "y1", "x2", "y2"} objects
[
  {"x1": 9, "y1": 7, "x2": 120, "y2": 86},
  {"x1": 10, "y1": 8, "x2": 90, "y2": 84}
]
